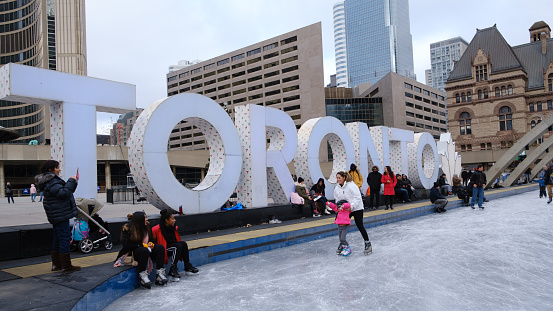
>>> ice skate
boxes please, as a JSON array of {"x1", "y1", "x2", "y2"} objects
[
  {"x1": 336, "y1": 244, "x2": 343, "y2": 255},
  {"x1": 139, "y1": 270, "x2": 151, "y2": 289},
  {"x1": 341, "y1": 245, "x2": 351, "y2": 257},
  {"x1": 185, "y1": 262, "x2": 199, "y2": 275},
  {"x1": 168, "y1": 265, "x2": 180, "y2": 282},
  {"x1": 364, "y1": 241, "x2": 372, "y2": 255},
  {"x1": 155, "y1": 268, "x2": 168, "y2": 286}
]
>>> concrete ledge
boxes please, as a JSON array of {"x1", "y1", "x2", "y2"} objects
[{"x1": 72, "y1": 185, "x2": 534, "y2": 310}]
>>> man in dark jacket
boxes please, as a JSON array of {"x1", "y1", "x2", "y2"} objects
[
  {"x1": 35, "y1": 160, "x2": 80, "y2": 272},
  {"x1": 429, "y1": 182, "x2": 448, "y2": 213},
  {"x1": 437, "y1": 173, "x2": 450, "y2": 196},
  {"x1": 470, "y1": 164, "x2": 487, "y2": 209},
  {"x1": 544, "y1": 163, "x2": 553, "y2": 204},
  {"x1": 367, "y1": 166, "x2": 382, "y2": 209}
]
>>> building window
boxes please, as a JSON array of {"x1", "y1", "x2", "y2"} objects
[
  {"x1": 501, "y1": 86, "x2": 506, "y2": 96},
  {"x1": 459, "y1": 112, "x2": 471, "y2": 135},
  {"x1": 531, "y1": 120, "x2": 536, "y2": 129},
  {"x1": 495, "y1": 87, "x2": 500, "y2": 97},
  {"x1": 461, "y1": 93, "x2": 466, "y2": 103},
  {"x1": 508, "y1": 85, "x2": 513, "y2": 95},
  {"x1": 478, "y1": 90, "x2": 482, "y2": 100},
  {"x1": 529, "y1": 103, "x2": 534, "y2": 112},
  {"x1": 537, "y1": 101, "x2": 543, "y2": 111},
  {"x1": 548, "y1": 100, "x2": 552, "y2": 110},
  {"x1": 456, "y1": 93, "x2": 460, "y2": 103},
  {"x1": 548, "y1": 74, "x2": 553, "y2": 92},
  {"x1": 476, "y1": 65, "x2": 488, "y2": 81},
  {"x1": 467, "y1": 91, "x2": 472, "y2": 102},
  {"x1": 484, "y1": 89, "x2": 489, "y2": 99},
  {"x1": 499, "y1": 106, "x2": 512, "y2": 131}
]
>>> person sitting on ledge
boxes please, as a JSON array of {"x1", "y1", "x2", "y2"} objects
[
  {"x1": 115, "y1": 211, "x2": 168, "y2": 289},
  {"x1": 152, "y1": 209, "x2": 199, "y2": 282},
  {"x1": 296, "y1": 177, "x2": 320, "y2": 217},
  {"x1": 429, "y1": 182, "x2": 448, "y2": 213}
]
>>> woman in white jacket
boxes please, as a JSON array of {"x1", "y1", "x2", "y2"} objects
[{"x1": 333, "y1": 171, "x2": 372, "y2": 255}]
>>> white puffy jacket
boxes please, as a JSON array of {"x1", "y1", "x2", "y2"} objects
[{"x1": 333, "y1": 181, "x2": 363, "y2": 212}]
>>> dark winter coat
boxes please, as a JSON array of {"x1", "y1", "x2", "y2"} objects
[
  {"x1": 5, "y1": 184, "x2": 12, "y2": 195},
  {"x1": 429, "y1": 187, "x2": 445, "y2": 203},
  {"x1": 35, "y1": 172, "x2": 78, "y2": 225},
  {"x1": 544, "y1": 167, "x2": 553, "y2": 185},
  {"x1": 367, "y1": 171, "x2": 382, "y2": 189},
  {"x1": 461, "y1": 170, "x2": 468, "y2": 180},
  {"x1": 469, "y1": 170, "x2": 487, "y2": 188},
  {"x1": 437, "y1": 176, "x2": 448, "y2": 186}
]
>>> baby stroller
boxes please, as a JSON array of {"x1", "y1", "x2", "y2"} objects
[{"x1": 70, "y1": 198, "x2": 113, "y2": 254}]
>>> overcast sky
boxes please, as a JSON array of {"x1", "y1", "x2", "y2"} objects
[{"x1": 87, "y1": 0, "x2": 550, "y2": 134}]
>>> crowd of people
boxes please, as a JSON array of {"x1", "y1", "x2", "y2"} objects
[{"x1": 30, "y1": 158, "x2": 508, "y2": 289}]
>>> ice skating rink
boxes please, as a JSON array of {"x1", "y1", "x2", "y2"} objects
[{"x1": 106, "y1": 191, "x2": 553, "y2": 310}]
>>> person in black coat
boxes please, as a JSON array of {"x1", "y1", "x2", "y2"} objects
[
  {"x1": 461, "y1": 170, "x2": 468, "y2": 187},
  {"x1": 543, "y1": 163, "x2": 553, "y2": 203},
  {"x1": 35, "y1": 160, "x2": 80, "y2": 273},
  {"x1": 469, "y1": 164, "x2": 487, "y2": 209},
  {"x1": 5, "y1": 182, "x2": 14, "y2": 203},
  {"x1": 429, "y1": 182, "x2": 448, "y2": 213},
  {"x1": 367, "y1": 166, "x2": 382, "y2": 209},
  {"x1": 310, "y1": 178, "x2": 330, "y2": 214}
]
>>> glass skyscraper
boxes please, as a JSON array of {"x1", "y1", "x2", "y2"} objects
[{"x1": 333, "y1": 0, "x2": 416, "y2": 87}]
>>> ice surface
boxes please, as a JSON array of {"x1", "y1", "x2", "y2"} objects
[{"x1": 106, "y1": 191, "x2": 553, "y2": 311}]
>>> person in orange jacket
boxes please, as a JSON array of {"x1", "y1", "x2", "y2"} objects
[
  {"x1": 381, "y1": 166, "x2": 397, "y2": 210},
  {"x1": 152, "y1": 209, "x2": 199, "y2": 282}
]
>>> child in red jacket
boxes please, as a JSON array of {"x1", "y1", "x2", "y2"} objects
[
  {"x1": 326, "y1": 201, "x2": 352, "y2": 256},
  {"x1": 151, "y1": 209, "x2": 199, "y2": 281}
]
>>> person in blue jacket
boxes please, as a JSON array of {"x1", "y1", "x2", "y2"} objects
[
  {"x1": 35, "y1": 160, "x2": 81, "y2": 273},
  {"x1": 429, "y1": 182, "x2": 448, "y2": 213},
  {"x1": 538, "y1": 174, "x2": 546, "y2": 198}
]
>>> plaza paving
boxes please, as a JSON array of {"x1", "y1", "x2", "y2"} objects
[{"x1": 106, "y1": 189, "x2": 553, "y2": 311}]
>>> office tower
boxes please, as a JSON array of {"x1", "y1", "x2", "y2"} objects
[
  {"x1": 333, "y1": 0, "x2": 416, "y2": 88},
  {"x1": 0, "y1": 0, "x2": 87, "y2": 144},
  {"x1": 445, "y1": 21, "x2": 553, "y2": 167},
  {"x1": 166, "y1": 23, "x2": 325, "y2": 150},
  {"x1": 427, "y1": 37, "x2": 468, "y2": 92}
]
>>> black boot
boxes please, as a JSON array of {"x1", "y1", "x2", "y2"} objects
[
  {"x1": 50, "y1": 251, "x2": 61, "y2": 271},
  {"x1": 184, "y1": 262, "x2": 199, "y2": 275}
]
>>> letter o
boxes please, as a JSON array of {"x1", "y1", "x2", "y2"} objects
[
  {"x1": 294, "y1": 117, "x2": 355, "y2": 200},
  {"x1": 128, "y1": 93, "x2": 242, "y2": 214}
]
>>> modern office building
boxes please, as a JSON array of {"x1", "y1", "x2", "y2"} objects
[
  {"x1": 364, "y1": 72, "x2": 447, "y2": 139},
  {"x1": 326, "y1": 72, "x2": 446, "y2": 140},
  {"x1": 0, "y1": 0, "x2": 87, "y2": 144},
  {"x1": 445, "y1": 21, "x2": 553, "y2": 165},
  {"x1": 426, "y1": 37, "x2": 468, "y2": 92},
  {"x1": 425, "y1": 69, "x2": 432, "y2": 86},
  {"x1": 166, "y1": 23, "x2": 325, "y2": 150},
  {"x1": 333, "y1": 0, "x2": 416, "y2": 88},
  {"x1": 110, "y1": 108, "x2": 144, "y2": 147},
  {"x1": 325, "y1": 85, "x2": 383, "y2": 126}
]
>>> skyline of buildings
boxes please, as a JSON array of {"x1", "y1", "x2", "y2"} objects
[
  {"x1": 426, "y1": 37, "x2": 469, "y2": 92},
  {"x1": 333, "y1": 0, "x2": 416, "y2": 88}
]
